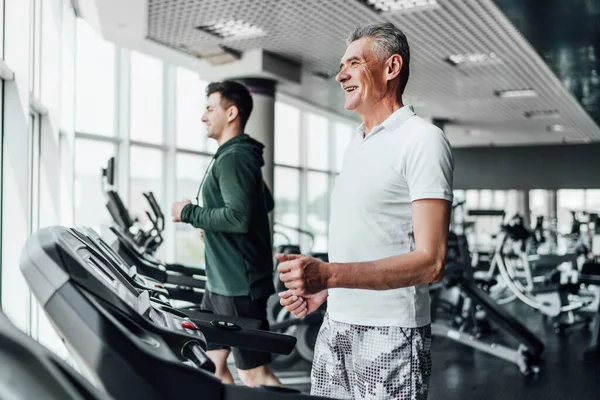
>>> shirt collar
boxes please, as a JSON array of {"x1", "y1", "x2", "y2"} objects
[{"x1": 354, "y1": 104, "x2": 416, "y2": 138}]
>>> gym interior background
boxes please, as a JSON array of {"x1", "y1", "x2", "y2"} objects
[{"x1": 0, "y1": 0, "x2": 599, "y2": 398}]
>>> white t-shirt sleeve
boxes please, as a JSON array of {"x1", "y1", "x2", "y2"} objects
[{"x1": 405, "y1": 126, "x2": 454, "y2": 202}]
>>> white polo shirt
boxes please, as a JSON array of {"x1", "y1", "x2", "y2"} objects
[{"x1": 327, "y1": 105, "x2": 454, "y2": 327}]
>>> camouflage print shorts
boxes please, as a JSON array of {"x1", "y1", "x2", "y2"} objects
[{"x1": 310, "y1": 313, "x2": 432, "y2": 400}]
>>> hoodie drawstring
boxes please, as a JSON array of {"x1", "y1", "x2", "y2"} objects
[{"x1": 194, "y1": 156, "x2": 217, "y2": 206}]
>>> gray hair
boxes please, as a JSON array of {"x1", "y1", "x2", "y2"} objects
[{"x1": 347, "y1": 22, "x2": 410, "y2": 95}]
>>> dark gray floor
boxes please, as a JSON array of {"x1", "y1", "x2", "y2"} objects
[
  {"x1": 429, "y1": 301, "x2": 599, "y2": 400},
  {"x1": 266, "y1": 301, "x2": 600, "y2": 399}
]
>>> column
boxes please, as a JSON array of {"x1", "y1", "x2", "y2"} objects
[
  {"x1": 547, "y1": 190, "x2": 558, "y2": 221},
  {"x1": 236, "y1": 78, "x2": 277, "y2": 193},
  {"x1": 546, "y1": 190, "x2": 559, "y2": 250}
]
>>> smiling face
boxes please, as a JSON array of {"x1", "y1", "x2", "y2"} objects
[
  {"x1": 335, "y1": 37, "x2": 389, "y2": 113},
  {"x1": 201, "y1": 92, "x2": 230, "y2": 141}
]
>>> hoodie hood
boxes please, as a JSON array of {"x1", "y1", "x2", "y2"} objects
[{"x1": 215, "y1": 133, "x2": 265, "y2": 166}]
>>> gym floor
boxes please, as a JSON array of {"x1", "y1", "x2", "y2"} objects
[{"x1": 231, "y1": 301, "x2": 600, "y2": 398}]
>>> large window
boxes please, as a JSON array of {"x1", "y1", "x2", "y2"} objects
[
  {"x1": 529, "y1": 189, "x2": 549, "y2": 222},
  {"x1": 0, "y1": 0, "x2": 3, "y2": 59},
  {"x1": 272, "y1": 101, "x2": 357, "y2": 253},
  {"x1": 75, "y1": 18, "x2": 115, "y2": 136},
  {"x1": 306, "y1": 112, "x2": 329, "y2": 171},
  {"x1": 130, "y1": 51, "x2": 164, "y2": 144},
  {"x1": 274, "y1": 167, "x2": 301, "y2": 246},
  {"x1": 306, "y1": 172, "x2": 329, "y2": 252},
  {"x1": 176, "y1": 67, "x2": 208, "y2": 151},
  {"x1": 333, "y1": 121, "x2": 354, "y2": 172},
  {"x1": 74, "y1": 139, "x2": 116, "y2": 229},
  {"x1": 274, "y1": 102, "x2": 300, "y2": 167},
  {"x1": 129, "y1": 147, "x2": 164, "y2": 235},
  {"x1": 557, "y1": 189, "x2": 585, "y2": 235},
  {"x1": 453, "y1": 189, "x2": 508, "y2": 250},
  {"x1": 175, "y1": 153, "x2": 212, "y2": 267}
]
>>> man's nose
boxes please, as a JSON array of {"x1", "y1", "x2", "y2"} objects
[{"x1": 336, "y1": 69, "x2": 348, "y2": 83}]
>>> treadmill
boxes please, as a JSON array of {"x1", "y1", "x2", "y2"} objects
[
  {"x1": 0, "y1": 308, "x2": 112, "y2": 400},
  {"x1": 75, "y1": 226, "x2": 265, "y2": 336},
  {"x1": 106, "y1": 224, "x2": 207, "y2": 304},
  {"x1": 21, "y1": 226, "x2": 326, "y2": 399},
  {"x1": 101, "y1": 157, "x2": 206, "y2": 304}
]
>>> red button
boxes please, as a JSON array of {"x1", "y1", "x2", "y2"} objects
[{"x1": 181, "y1": 321, "x2": 197, "y2": 330}]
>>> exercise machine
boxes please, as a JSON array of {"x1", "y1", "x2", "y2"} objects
[
  {"x1": 101, "y1": 157, "x2": 207, "y2": 305},
  {"x1": 430, "y1": 231, "x2": 545, "y2": 375},
  {"x1": 75, "y1": 226, "x2": 263, "y2": 335},
  {"x1": 580, "y1": 261, "x2": 600, "y2": 363},
  {"x1": 0, "y1": 309, "x2": 111, "y2": 400},
  {"x1": 102, "y1": 157, "x2": 163, "y2": 255},
  {"x1": 267, "y1": 223, "x2": 328, "y2": 366},
  {"x1": 484, "y1": 214, "x2": 598, "y2": 333},
  {"x1": 21, "y1": 225, "x2": 328, "y2": 399}
]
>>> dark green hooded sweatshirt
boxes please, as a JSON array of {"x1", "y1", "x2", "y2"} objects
[{"x1": 180, "y1": 134, "x2": 275, "y2": 300}]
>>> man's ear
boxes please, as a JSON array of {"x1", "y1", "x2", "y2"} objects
[
  {"x1": 227, "y1": 106, "x2": 239, "y2": 123},
  {"x1": 386, "y1": 54, "x2": 403, "y2": 81}
]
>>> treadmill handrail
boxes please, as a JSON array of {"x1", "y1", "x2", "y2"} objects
[
  {"x1": 106, "y1": 191, "x2": 136, "y2": 231},
  {"x1": 143, "y1": 192, "x2": 165, "y2": 232}
]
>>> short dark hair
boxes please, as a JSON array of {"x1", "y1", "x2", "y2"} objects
[
  {"x1": 206, "y1": 80, "x2": 254, "y2": 130},
  {"x1": 348, "y1": 22, "x2": 410, "y2": 96}
]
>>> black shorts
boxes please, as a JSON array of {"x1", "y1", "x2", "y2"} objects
[{"x1": 200, "y1": 290, "x2": 272, "y2": 370}]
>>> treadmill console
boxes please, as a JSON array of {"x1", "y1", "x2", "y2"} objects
[{"x1": 59, "y1": 229, "x2": 208, "y2": 344}]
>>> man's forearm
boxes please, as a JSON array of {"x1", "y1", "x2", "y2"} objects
[
  {"x1": 181, "y1": 204, "x2": 250, "y2": 233},
  {"x1": 325, "y1": 251, "x2": 444, "y2": 290}
]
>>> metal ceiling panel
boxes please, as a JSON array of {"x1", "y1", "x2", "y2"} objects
[{"x1": 146, "y1": 0, "x2": 600, "y2": 146}]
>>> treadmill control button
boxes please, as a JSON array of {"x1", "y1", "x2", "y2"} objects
[
  {"x1": 210, "y1": 320, "x2": 241, "y2": 331},
  {"x1": 181, "y1": 321, "x2": 198, "y2": 330}
]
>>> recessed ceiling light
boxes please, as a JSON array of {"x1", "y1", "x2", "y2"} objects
[
  {"x1": 196, "y1": 20, "x2": 265, "y2": 40},
  {"x1": 180, "y1": 42, "x2": 241, "y2": 65},
  {"x1": 360, "y1": 0, "x2": 439, "y2": 13},
  {"x1": 547, "y1": 124, "x2": 566, "y2": 132},
  {"x1": 494, "y1": 89, "x2": 537, "y2": 98},
  {"x1": 524, "y1": 109, "x2": 560, "y2": 119},
  {"x1": 445, "y1": 52, "x2": 498, "y2": 66}
]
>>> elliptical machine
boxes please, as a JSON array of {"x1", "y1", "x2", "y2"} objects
[{"x1": 485, "y1": 214, "x2": 597, "y2": 333}]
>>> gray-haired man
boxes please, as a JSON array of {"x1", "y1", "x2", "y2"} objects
[{"x1": 277, "y1": 22, "x2": 454, "y2": 399}]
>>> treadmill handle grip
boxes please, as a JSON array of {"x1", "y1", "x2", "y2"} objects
[{"x1": 181, "y1": 341, "x2": 215, "y2": 374}]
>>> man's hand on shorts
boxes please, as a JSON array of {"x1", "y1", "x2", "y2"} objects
[
  {"x1": 278, "y1": 289, "x2": 328, "y2": 319},
  {"x1": 276, "y1": 253, "x2": 329, "y2": 297}
]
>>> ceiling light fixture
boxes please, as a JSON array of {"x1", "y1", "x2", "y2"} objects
[
  {"x1": 547, "y1": 124, "x2": 566, "y2": 132},
  {"x1": 196, "y1": 20, "x2": 265, "y2": 40},
  {"x1": 524, "y1": 109, "x2": 560, "y2": 119},
  {"x1": 494, "y1": 89, "x2": 537, "y2": 98},
  {"x1": 179, "y1": 43, "x2": 241, "y2": 66},
  {"x1": 445, "y1": 52, "x2": 498, "y2": 66},
  {"x1": 360, "y1": 0, "x2": 439, "y2": 13}
]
